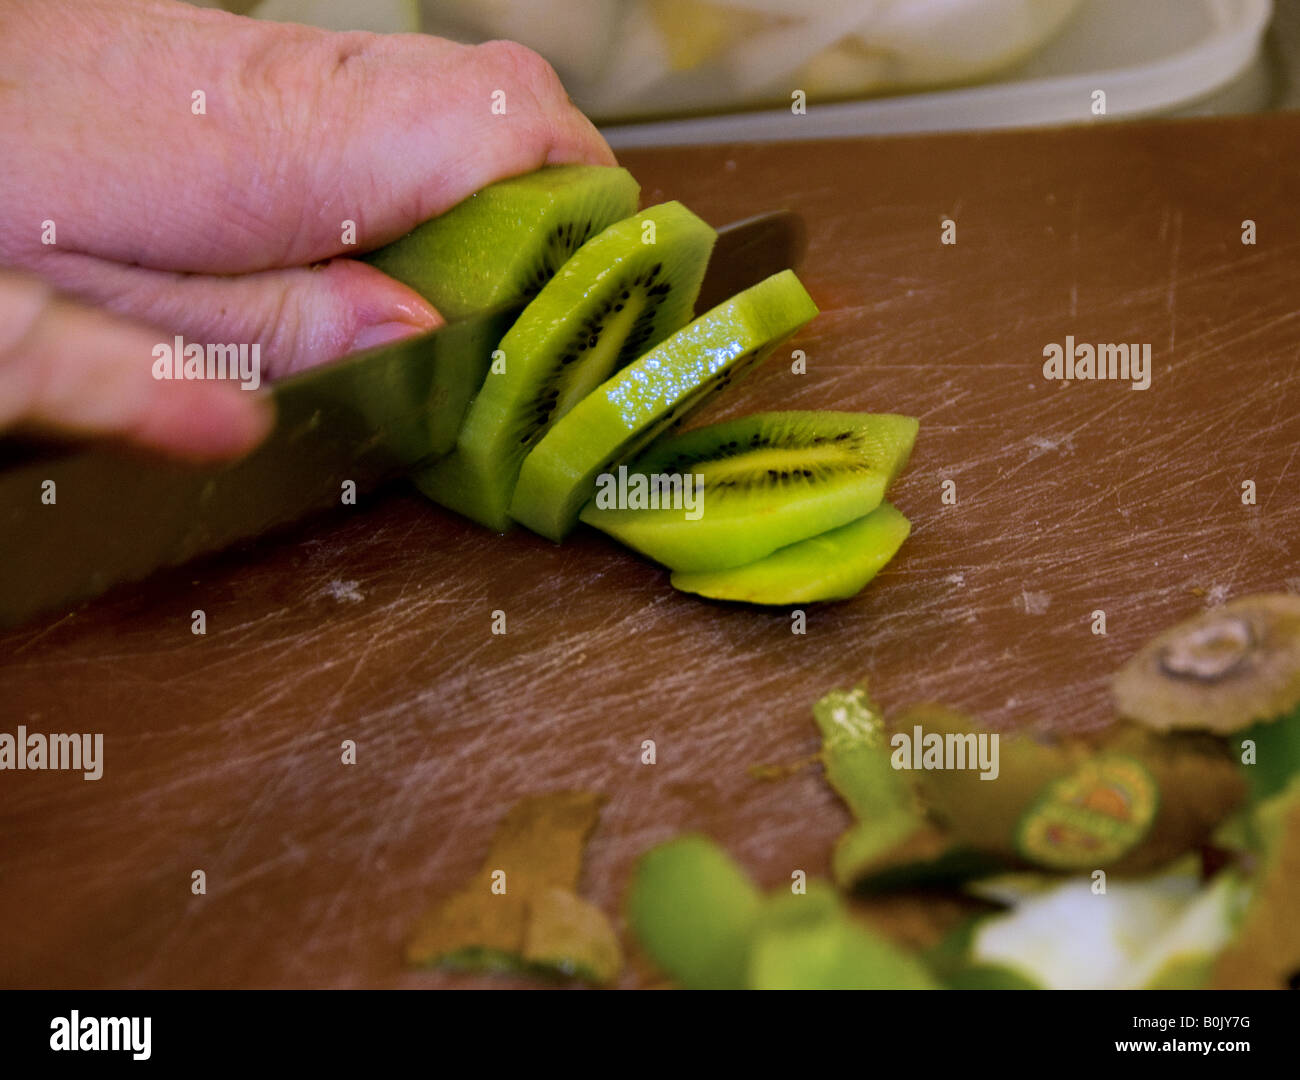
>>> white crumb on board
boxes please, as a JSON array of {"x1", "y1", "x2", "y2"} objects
[
  {"x1": 1026, "y1": 434, "x2": 1075, "y2": 459},
  {"x1": 1204, "y1": 584, "x2": 1230, "y2": 608},
  {"x1": 1018, "y1": 590, "x2": 1052, "y2": 615},
  {"x1": 324, "y1": 580, "x2": 364, "y2": 603},
  {"x1": 945, "y1": 572, "x2": 966, "y2": 586}
]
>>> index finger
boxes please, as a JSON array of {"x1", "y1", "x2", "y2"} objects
[{"x1": 0, "y1": 6, "x2": 617, "y2": 276}]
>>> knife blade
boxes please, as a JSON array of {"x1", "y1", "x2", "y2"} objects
[{"x1": 0, "y1": 210, "x2": 805, "y2": 628}]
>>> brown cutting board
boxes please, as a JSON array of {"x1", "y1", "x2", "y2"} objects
[{"x1": 2, "y1": 114, "x2": 1298, "y2": 989}]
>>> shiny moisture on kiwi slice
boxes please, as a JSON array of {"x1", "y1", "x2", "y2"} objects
[
  {"x1": 670, "y1": 500, "x2": 911, "y2": 605},
  {"x1": 1113, "y1": 593, "x2": 1300, "y2": 734},
  {"x1": 509, "y1": 270, "x2": 819, "y2": 541},
  {"x1": 579, "y1": 410, "x2": 919, "y2": 573},
  {"x1": 422, "y1": 202, "x2": 717, "y2": 531},
  {"x1": 364, "y1": 164, "x2": 640, "y2": 320}
]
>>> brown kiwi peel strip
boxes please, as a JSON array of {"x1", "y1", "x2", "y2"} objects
[
  {"x1": 917, "y1": 716, "x2": 1244, "y2": 876},
  {"x1": 405, "y1": 790, "x2": 622, "y2": 985},
  {"x1": 824, "y1": 696, "x2": 1245, "y2": 890},
  {"x1": 1100, "y1": 725, "x2": 1246, "y2": 873}
]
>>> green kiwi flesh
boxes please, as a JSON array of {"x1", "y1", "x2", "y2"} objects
[
  {"x1": 509, "y1": 270, "x2": 819, "y2": 541},
  {"x1": 368, "y1": 165, "x2": 638, "y2": 467},
  {"x1": 427, "y1": 202, "x2": 716, "y2": 531},
  {"x1": 410, "y1": 447, "x2": 498, "y2": 531},
  {"x1": 580, "y1": 411, "x2": 918, "y2": 573},
  {"x1": 670, "y1": 501, "x2": 911, "y2": 604},
  {"x1": 364, "y1": 165, "x2": 640, "y2": 320},
  {"x1": 625, "y1": 834, "x2": 763, "y2": 991}
]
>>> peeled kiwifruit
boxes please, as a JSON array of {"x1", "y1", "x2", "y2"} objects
[
  {"x1": 364, "y1": 166, "x2": 638, "y2": 471},
  {"x1": 418, "y1": 202, "x2": 716, "y2": 531},
  {"x1": 365, "y1": 165, "x2": 640, "y2": 321},
  {"x1": 579, "y1": 411, "x2": 918, "y2": 573},
  {"x1": 671, "y1": 500, "x2": 910, "y2": 605},
  {"x1": 1113, "y1": 594, "x2": 1300, "y2": 734},
  {"x1": 509, "y1": 270, "x2": 818, "y2": 540}
]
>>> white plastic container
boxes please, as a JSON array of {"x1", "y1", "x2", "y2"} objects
[
  {"x1": 602, "y1": 0, "x2": 1273, "y2": 146},
  {"x1": 221, "y1": 0, "x2": 1274, "y2": 145}
]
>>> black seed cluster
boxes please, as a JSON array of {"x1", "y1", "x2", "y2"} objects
[
  {"x1": 523, "y1": 218, "x2": 596, "y2": 297},
  {"x1": 614, "y1": 262, "x2": 668, "y2": 361},
  {"x1": 646, "y1": 413, "x2": 871, "y2": 498},
  {"x1": 513, "y1": 260, "x2": 674, "y2": 446}
]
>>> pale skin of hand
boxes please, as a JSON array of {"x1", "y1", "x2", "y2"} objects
[{"x1": 0, "y1": 0, "x2": 615, "y2": 461}]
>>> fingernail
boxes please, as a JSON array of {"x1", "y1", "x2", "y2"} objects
[{"x1": 350, "y1": 320, "x2": 429, "y2": 354}]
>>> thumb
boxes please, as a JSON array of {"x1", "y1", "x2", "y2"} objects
[{"x1": 29, "y1": 251, "x2": 442, "y2": 380}]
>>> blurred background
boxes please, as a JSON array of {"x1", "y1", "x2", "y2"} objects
[{"x1": 192, "y1": 1, "x2": 1288, "y2": 142}]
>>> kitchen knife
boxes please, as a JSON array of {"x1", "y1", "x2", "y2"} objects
[{"x1": 0, "y1": 210, "x2": 806, "y2": 628}]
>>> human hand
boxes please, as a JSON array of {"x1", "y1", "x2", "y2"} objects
[{"x1": 0, "y1": 0, "x2": 614, "y2": 459}]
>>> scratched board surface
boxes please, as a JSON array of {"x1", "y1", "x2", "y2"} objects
[{"x1": 1, "y1": 114, "x2": 1298, "y2": 989}]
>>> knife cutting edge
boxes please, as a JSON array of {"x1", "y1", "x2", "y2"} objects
[{"x1": 0, "y1": 210, "x2": 806, "y2": 629}]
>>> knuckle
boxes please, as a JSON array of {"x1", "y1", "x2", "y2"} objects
[
  {"x1": 234, "y1": 25, "x2": 327, "y2": 126},
  {"x1": 231, "y1": 27, "x2": 366, "y2": 260},
  {"x1": 475, "y1": 39, "x2": 565, "y2": 103}
]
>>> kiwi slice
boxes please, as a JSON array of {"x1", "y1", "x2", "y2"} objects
[
  {"x1": 670, "y1": 500, "x2": 910, "y2": 605},
  {"x1": 418, "y1": 202, "x2": 716, "y2": 531},
  {"x1": 579, "y1": 411, "x2": 918, "y2": 573},
  {"x1": 367, "y1": 165, "x2": 638, "y2": 469},
  {"x1": 509, "y1": 270, "x2": 819, "y2": 540},
  {"x1": 365, "y1": 165, "x2": 640, "y2": 320}
]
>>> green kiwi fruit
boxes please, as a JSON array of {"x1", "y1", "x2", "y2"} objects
[
  {"x1": 365, "y1": 165, "x2": 640, "y2": 320},
  {"x1": 669, "y1": 499, "x2": 910, "y2": 605},
  {"x1": 579, "y1": 411, "x2": 918, "y2": 573},
  {"x1": 417, "y1": 202, "x2": 716, "y2": 531},
  {"x1": 509, "y1": 270, "x2": 819, "y2": 541},
  {"x1": 365, "y1": 165, "x2": 638, "y2": 467},
  {"x1": 626, "y1": 834, "x2": 763, "y2": 991}
]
